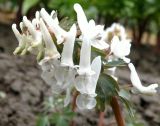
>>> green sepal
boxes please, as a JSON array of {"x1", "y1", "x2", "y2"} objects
[
  {"x1": 37, "y1": 50, "x2": 45, "y2": 62},
  {"x1": 13, "y1": 47, "x2": 24, "y2": 55}
]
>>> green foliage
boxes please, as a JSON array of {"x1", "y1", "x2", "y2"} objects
[
  {"x1": 103, "y1": 59, "x2": 126, "y2": 68},
  {"x1": 47, "y1": 0, "x2": 97, "y2": 19},
  {"x1": 36, "y1": 97, "x2": 75, "y2": 126},
  {"x1": 96, "y1": 73, "x2": 119, "y2": 111},
  {"x1": 125, "y1": 109, "x2": 145, "y2": 126},
  {"x1": 50, "y1": 107, "x2": 75, "y2": 126},
  {"x1": 22, "y1": 0, "x2": 39, "y2": 14},
  {"x1": 36, "y1": 115, "x2": 49, "y2": 126},
  {"x1": 119, "y1": 90, "x2": 134, "y2": 118}
]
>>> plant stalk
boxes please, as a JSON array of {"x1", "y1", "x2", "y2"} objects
[
  {"x1": 98, "y1": 111, "x2": 105, "y2": 126},
  {"x1": 110, "y1": 96, "x2": 125, "y2": 126},
  {"x1": 70, "y1": 91, "x2": 79, "y2": 126}
]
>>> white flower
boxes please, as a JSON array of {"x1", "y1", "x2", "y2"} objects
[
  {"x1": 102, "y1": 23, "x2": 127, "y2": 43},
  {"x1": 74, "y1": 3, "x2": 109, "y2": 50},
  {"x1": 110, "y1": 36, "x2": 131, "y2": 63},
  {"x1": 40, "y1": 8, "x2": 66, "y2": 44},
  {"x1": 75, "y1": 56, "x2": 101, "y2": 109},
  {"x1": 12, "y1": 23, "x2": 30, "y2": 55},
  {"x1": 61, "y1": 24, "x2": 77, "y2": 67},
  {"x1": 128, "y1": 63, "x2": 158, "y2": 94},
  {"x1": 75, "y1": 56, "x2": 101, "y2": 96},
  {"x1": 12, "y1": 16, "x2": 43, "y2": 57},
  {"x1": 54, "y1": 24, "x2": 77, "y2": 89},
  {"x1": 39, "y1": 18, "x2": 61, "y2": 93},
  {"x1": 23, "y1": 16, "x2": 42, "y2": 50},
  {"x1": 39, "y1": 18, "x2": 60, "y2": 72},
  {"x1": 39, "y1": 17, "x2": 76, "y2": 98},
  {"x1": 32, "y1": 11, "x2": 40, "y2": 29},
  {"x1": 39, "y1": 19, "x2": 60, "y2": 60},
  {"x1": 110, "y1": 23, "x2": 127, "y2": 40}
]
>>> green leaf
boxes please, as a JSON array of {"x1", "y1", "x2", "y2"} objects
[
  {"x1": 22, "y1": 0, "x2": 39, "y2": 14},
  {"x1": 96, "y1": 73, "x2": 119, "y2": 111},
  {"x1": 119, "y1": 96, "x2": 134, "y2": 118},
  {"x1": 119, "y1": 89, "x2": 135, "y2": 118},
  {"x1": 103, "y1": 59, "x2": 126, "y2": 69},
  {"x1": 36, "y1": 115, "x2": 49, "y2": 126},
  {"x1": 118, "y1": 89, "x2": 131, "y2": 100},
  {"x1": 91, "y1": 46, "x2": 106, "y2": 61}
]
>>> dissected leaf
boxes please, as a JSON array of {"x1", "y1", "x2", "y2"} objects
[
  {"x1": 103, "y1": 59, "x2": 126, "y2": 68},
  {"x1": 96, "y1": 73, "x2": 119, "y2": 111},
  {"x1": 119, "y1": 96, "x2": 134, "y2": 118}
]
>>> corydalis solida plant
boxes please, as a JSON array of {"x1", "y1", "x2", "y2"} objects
[{"x1": 12, "y1": 3, "x2": 159, "y2": 125}]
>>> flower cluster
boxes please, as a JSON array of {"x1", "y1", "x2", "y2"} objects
[{"x1": 12, "y1": 3, "x2": 158, "y2": 110}]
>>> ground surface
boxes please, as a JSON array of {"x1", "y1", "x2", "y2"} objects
[{"x1": 0, "y1": 24, "x2": 160, "y2": 126}]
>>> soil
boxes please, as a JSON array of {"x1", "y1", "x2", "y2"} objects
[{"x1": 0, "y1": 23, "x2": 160, "y2": 126}]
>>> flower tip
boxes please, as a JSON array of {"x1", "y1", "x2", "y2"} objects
[
  {"x1": 23, "y1": 16, "x2": 27, "y2": 21},
  {"x1": 41, "y1": 8, "x2": 45, "y2": 12},
  {"x1": 128, "y1": 63, "x2": 134, "y2": 70},
  {"x1": 74, "y1": 3, "x2": 81, "y2": 11},
  {"x1": 40, "y1": 8, "x2": 45, "y2": 16},
  {"x1": 149, "y1": 83, "x2": 158, "y2": 90},
  {"x1": 35, "y1": 11, "x2": 40, "y2": 19},
  {"x1": 12, "y1": 23, "x2": 16, "y2": 29},
  {"x1": 146, "y1": 84, "x2": 159, "y2": 94},
  {"x1": 50, "y1": 10, "x2": 56, "y2": 16},
  {"x1": 19, "y1": 22, "x2": 24, "y2": 30}
]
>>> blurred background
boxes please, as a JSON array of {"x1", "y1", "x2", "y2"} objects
[{"x1": 0, "y1": 0, "x2": 159, "y2": 126}]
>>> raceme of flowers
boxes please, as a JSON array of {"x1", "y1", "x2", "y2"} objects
[{"x1": 12, "y1": 3, "x2": 158, "y2": 110}]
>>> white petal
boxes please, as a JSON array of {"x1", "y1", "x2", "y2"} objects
[
  {"x1": 74, "y1": 3, "x2": 88, "y2": 34},
  {"x1": 90, "y1": 56, "x2": 101, "y2": 95},
  {"x1": 78, "y1": 36, "x2": 93, "y2": 75},
  {"x1": 54, "y1": 66, "x2": 75, "y2": 89},
  {"x1": 19, "y1": 22, "x2": 25, "y2": 33},
  {"x1": 23, "y1": 16, "x2": 37, "y2": 39},
  {"x1": 50, "y1": 10, "x2": 59, "y2": 24},
  {"x1": 64, "y1": 87, "x2": 72, "y2": 107},
  {"x1": 76, "y1": 94, "x2": 96, "y2": 110},
  {"x1": 12, "y1": 24, "x2": 21, "y2": 41},
  {"x1": 35, "y1": 11, "x2": 40, "y2": 20},
  {"x1": 91, "y1": 40, "x2": 109, "y2": 50},
  {"x1": 128, "y1": 63, "x2": 158, "y2": 94},
  {"x1": 40, "y1": 8, "x2": 65, "y2": 44},
  {"x1": 111, "y1": 36, "x2": 131, "y2": 58},
  {"x1": 75, "y1": 75, "x2": 91, "y2": 94},
  {"x1": 88, "y1": 19, "x2": 95, "y2": 28},
  {"x1": 61, "y1": 24, "x2": 76, "y2": 67},
  {"x1": 110, "y1": 36, "x2": 119, "y2": 53},
  {"x1": 122, "y1": 57, "x2": 130, "y2": 63},
  {"x1": 39, "y1": 18, "x2": 60, "y2": 58}
]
